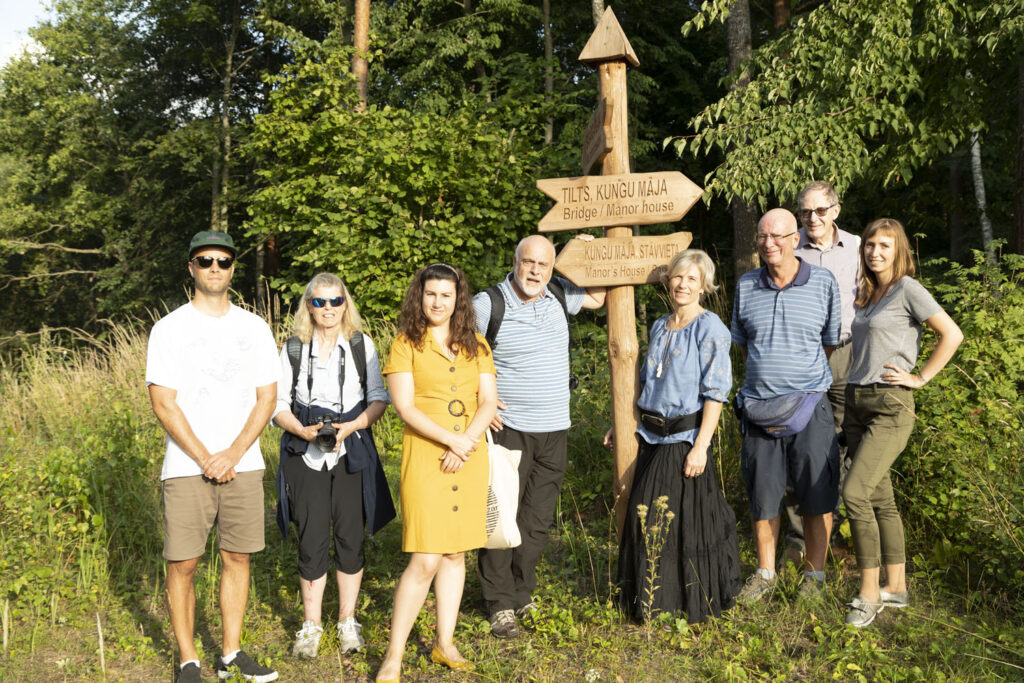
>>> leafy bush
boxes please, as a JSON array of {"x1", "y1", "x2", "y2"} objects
[
  {"x1": 245, "y1": 48, "x2": 581, "y2": 320},
  {"x1": 900, "y1": 250, "x2": 1024, "y2": 599}
]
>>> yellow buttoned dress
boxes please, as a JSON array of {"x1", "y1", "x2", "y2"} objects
[{"x1": 383, "y1": 333, "x2": 495, "y2": 553}]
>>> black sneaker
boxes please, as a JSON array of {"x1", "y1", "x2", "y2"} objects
[
  {"x1": 215, "y1": 650, "x2": 278, "y2": 682},
  {"x1": 177, "y1": 662, "x2": 202, "y2": 682}
]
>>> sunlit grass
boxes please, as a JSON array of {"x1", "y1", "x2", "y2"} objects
[{"x1": 0, "y1": 318, "x2": 1022, "y2": 680}]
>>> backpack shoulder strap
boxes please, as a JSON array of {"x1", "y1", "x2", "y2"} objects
[
  {"x1": 350, "y1": 332, "x2": 368, "y2": 397},
  {"x1": 285, "y1": 336, "x2": 302, "y2": 413},
  {"x1": 484, "y1": 285, "x2": 505, "y2": 350},
  {"x1": 547, "y1": 278, "x2": 569, "y2": 322}
]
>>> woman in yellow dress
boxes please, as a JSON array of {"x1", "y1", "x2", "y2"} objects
[{"x1": 376, "y1": 263, "x2": 497, "y2": 682}]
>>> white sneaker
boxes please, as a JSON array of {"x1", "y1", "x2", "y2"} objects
[
  {"x1": 337, "y1": 616, "x2": 365, "y2": 654},
  {"x1": 291, "y1": 620, "x2": 323, "y2": 659}
]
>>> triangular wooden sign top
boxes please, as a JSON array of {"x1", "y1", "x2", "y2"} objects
[{"x1": 579, "y1": 7, "x2": 639, "y2": 67}]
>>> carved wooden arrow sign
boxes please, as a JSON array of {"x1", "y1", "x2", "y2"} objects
[
  {"x1": 555, "y1": 232, "x2": 693, "y2": 287},
  {"x1": 581, "y1": 99, "x2": 613, "y2": 175},
  {"x1": 536, "y1": 171, "x2": 703, "y2": 232}
]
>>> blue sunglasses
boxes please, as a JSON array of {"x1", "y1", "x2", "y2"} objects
[{"x1": 311, "y1": 296, "x2": 345, "y2": 308}]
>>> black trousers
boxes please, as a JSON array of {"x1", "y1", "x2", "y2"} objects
[
  {"x1": 283, "y1": 455, "x2": 365, "y2": 579},
  {"x1": 478, "y1": 427, "x2": 567, "y2": 615}
]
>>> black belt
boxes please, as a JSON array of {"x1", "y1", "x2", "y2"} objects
[
  {"x1": 639, "y1": 409, "x2": 703, "y2": 437},
  {"x1": 835, "y1": 337, "x2": 852, "y2": 349}
]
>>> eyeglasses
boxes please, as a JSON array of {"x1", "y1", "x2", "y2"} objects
[
  {"x1": 190, "y1": 256, "x2": 234, "y2": 269},
  {"x1": 797, "y1": 203, "x2": 837, "y2": 220},
  {"x1": 311, "y1": 296, "x2": 345, "y2": 308},
  {"x1": 754, "y1": 230, "x2": 798, "y2": 245}
]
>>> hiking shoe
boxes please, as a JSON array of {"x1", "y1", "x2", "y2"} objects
[
  {"x1": 215, "y1": 650, "x2": 278, "y2": 682},
  {"x1": 880, "y1": 589, "x2": 909, "y2": 609},
  {"x1": 846, "y1": 596, "x2": 884, "y2": 628},
  {"x1": 798, "y1": 575, "x2": 825, "y2": 600},
  {"x1": 489, "y1": 609, "x2": 520, "y2": 639},
  {"x1": 737, "y1": 573, "x2": 777, "y2": 603},
  {"x1": 176, "y1": 662, "x2": 202, "y2": 683},
  {"x1": 337, "y1": 616, "x2": 365, "y2": 654},
  {"x1": 516, "y1": 601, "x2": 539, "y2": 620},
  {"x1": 291, "y1": 620, "x2": 323, "y2": 659}
]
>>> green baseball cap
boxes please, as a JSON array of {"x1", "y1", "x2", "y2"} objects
[{"x1": 189, "y1": 230, "x2": 237, "y2": 257}]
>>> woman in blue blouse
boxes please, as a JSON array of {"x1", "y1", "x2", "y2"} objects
[{"x1": 609, "y1": 249, "x2": 742, "y2": 623}]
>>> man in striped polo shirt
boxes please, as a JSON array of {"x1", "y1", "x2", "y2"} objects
[
  {"x1": 473, "y1": 234, "x2": 606, "y2": 638},
  {"x1": 782, "y1": 181, "x2": 861, "y2": 564},
  {"x1": 731, "y1": 209, "x2": 842, "y2": 603}
]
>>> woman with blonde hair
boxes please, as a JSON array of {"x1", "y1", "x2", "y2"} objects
[
  {"x1": 609, "y1": 249, "x2": 741, "y2": 623},
  {"x1": 842, "y1": 219, "x2": 962, "y2": 628},
  {"x1": 272, "y1": 272, "x2": 395, "y2": 658},
  {"x1": 376, "y1": 263, "x2": 497, "y2": 682}
]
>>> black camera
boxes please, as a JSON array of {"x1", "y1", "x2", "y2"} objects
[{"x1": 307, "y1": 413, "x2": 341, "y2": 451}]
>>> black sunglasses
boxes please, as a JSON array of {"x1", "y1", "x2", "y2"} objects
[
  {"x1": 190, "y1": 256, "x2": 234, "y2": 269},
  {"x1": 311, "y1": 296, "x2": 345, "y2": 308}
]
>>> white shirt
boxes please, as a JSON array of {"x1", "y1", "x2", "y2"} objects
[
  {"x1": 273, "y1": 333, "x2": 389, "y2": 471},
  {"x1": 146, "y1": 303, "x2": 279, "y2": 480}
]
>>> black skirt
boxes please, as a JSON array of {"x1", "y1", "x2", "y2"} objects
[{"x1": 617, "y1": 438, "x2": 742, "y2": 624}]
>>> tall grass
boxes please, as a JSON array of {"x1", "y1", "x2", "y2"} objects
[{"x1": 1, "y1": 285, "x2": 1023, "y2": 680}]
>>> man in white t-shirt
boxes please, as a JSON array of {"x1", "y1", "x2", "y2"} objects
[{"x1": 146, "y1": 231, "x2": 280, "y2": 683}]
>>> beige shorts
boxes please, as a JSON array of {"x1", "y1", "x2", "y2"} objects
[{"x1": 161, "y1": 470, "x2": 265, "y2": 561}]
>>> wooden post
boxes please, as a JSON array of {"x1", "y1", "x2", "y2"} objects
[
  {"x1": 538, "y1": 8, "x2": 702, "y2": 535},
  {"x1": 597, "y1": 59, "x2": 639, "y2": 534},
  {"x1": 578, "y1": 9, "x2": 642, "y2": 534}
]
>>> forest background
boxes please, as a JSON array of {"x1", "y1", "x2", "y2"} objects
[{"x1": 1, "y1": 0, "x2": 1022, "y2": 680}]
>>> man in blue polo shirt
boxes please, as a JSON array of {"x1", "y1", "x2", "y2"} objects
[
  {"x1": 473, "y1": 234, "x2": 606, "y2": 638},
  {"x1": 732, "y1": 208, "x2": 841, "y2": 602}
]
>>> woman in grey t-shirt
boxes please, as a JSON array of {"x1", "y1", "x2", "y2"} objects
[{"x1": 842, "y1": 218, "x2": 963, "y2": 628}]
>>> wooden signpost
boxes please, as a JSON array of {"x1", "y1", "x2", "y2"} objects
[
  {"x1": 553, "y1": 232, "x2": 693, "y2": 287},
  {"x1": 536, "y1": 171, "x2": 703, "y2": 232},
  {"x1": 535, "y1": 8, "x2": 704, "y2": 533}
]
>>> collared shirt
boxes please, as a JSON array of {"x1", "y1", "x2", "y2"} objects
[
  {"x1": 731, "y1": 258, "x2": 841, "y2": 401},
  {"x1": 472, "y1": 274, "x2": 585, "y2": 432},
  {"x1": 797, "y1": 226, "x2": 860, "y2": 341},
  {"x1": 273, "y1": 333, "x2": 389, "y2": 470}
]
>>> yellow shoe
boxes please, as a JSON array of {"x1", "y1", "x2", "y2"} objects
[{"x1": 431, "y1": 645, "x2": 476, "y2": 672}]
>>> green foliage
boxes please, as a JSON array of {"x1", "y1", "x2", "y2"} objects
[
  {"x1": 245, "y1": 47, "x2": 580, "y2": 318},
  {"x1": 1, "y1": 314, "x2": 1023, "y2": 678},
  {"x1": 901, "y1": 250, "x2": 1024, "y2": 598},
  {"x1": 674, "y1": 0, "x2": 1024, "y2": 213}
]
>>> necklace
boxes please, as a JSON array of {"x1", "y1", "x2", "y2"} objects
[{"x1": 656, "y1": 328, "x2": 677, "y2": 379}]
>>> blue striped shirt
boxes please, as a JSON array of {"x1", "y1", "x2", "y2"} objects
[
  {"x1": 731, "y1": 258, "x2": 840, "y2": 400},
  {"x1": 473, "y1": 274, "x2": 585, "y2": 432}
]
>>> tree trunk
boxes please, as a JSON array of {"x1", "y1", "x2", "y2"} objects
[
  {"x1": 210, "y1": 0, "x2": 242, "y2": 234},
  {"x1": 772, "y1": 0, "x2": 790, "y2": 29},
  {"x1": 592, "y1": 0, "x2": 605, "y2": 27},
  {"x1": 949, "y1": 151, "x2": 966, "y2": 261},
  {"x1": 353, "y1": 0, "x2": 369, "y2": 111},
  {"x1": 543, "y1": 0, "x2": 553, "y2": 144},
  {"x1": 726, "y1": 0, "x2": 759, "y2": 279},
  {"x1": 1013, "y1": 56, "x2": 1024, "y2": 255},
  {"x1": 969, "y1": 130, "x2": 995, "y2": 263}
]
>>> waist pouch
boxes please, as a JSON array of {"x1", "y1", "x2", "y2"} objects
[
  {"x1": 741, "y1": 391, "x2": 823, "y2": 438},
  {"x1": 639, "y1": 409, "x2": 703, "y2": 438}
]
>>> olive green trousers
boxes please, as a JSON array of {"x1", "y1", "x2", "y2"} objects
[{"x1": 842, "y1": 384, "x2": 916, "y2": 569}]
